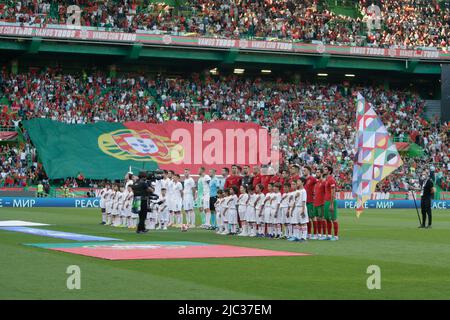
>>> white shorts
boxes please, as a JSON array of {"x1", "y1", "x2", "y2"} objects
[
  {"x1": 246, "y1": 207, "x2": 256, "y2": 222},
  {"x1": 255, "y1": 208, "x2": 264, "y2": 224},
  {"x1": 264, "y1": 207, "x2": 272, "y2": 224},
  {"x1": 183, "y1": 196, "x2": 194, "y2": 211},
  {"x1": 105, "y1": 202, "x2": 112, "y2": 213},
  {"x1": 203, "y1": 197, "x2": 210, "y2": 210},
  {"x1": 271, "y1": 208, "x2": 281, "y2": 224},
  {"x1": 238, "y1": 205, "x2": 247, "y2": 221},
  {"x1": 290, "y1": 207, "x2": 301, "y2": 224},
  {"x1": 279, "y1": 207, "x2": 288, "y2": 224},
  {"x1": 227, "y1": 209, "x2": 238, "y2": 224},
  {"x1": 126, "y1": 208, "x2": 133, "y2": 217},
  {"x1": 172, "y1": 199, "x2": 182, "y2": 212},
  {"x1": 299, "y1": 210, "x2": 309, "y2": 225},
  {"x1": 120, "y1": 208, "x2": 127, "y2": 217}
]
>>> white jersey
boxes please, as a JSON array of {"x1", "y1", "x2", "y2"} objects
[
  {"x1": 172, "y1": 181, "x2": 183, "y2": 201},
  {"x1": 115, "y1": 191, "x2": 123, "y2": 210},
  {"x1": 183, "y1": 177, "x2": 195, "y2": 198},
  {"x1": 99, "y1": 188, "x2": 107, "y2": 208},
  {"x1": 271, "y1": 192, "x2": 281, "y2": 211},
  {"x1": 201, "y1": 174, "x2": 211, "y2": 197},
  {"x1": 238, "y1": 193, "x2": 249, "y2": 208},
  {"x1": 154, "y1": 179, "x2": 162, "y2": 196},
  {"x1": 161, "y1": 178, "x2": 171, "y2": 194},
  {"x1": 255, "y1": 193, "x2": 265, "y2": 212},
  {"x1": 280, "y1": 192, "x2": 290, "y2": 208},
  {"x1": 297, "y1": 189, "x2": 307, "y2": 213}
]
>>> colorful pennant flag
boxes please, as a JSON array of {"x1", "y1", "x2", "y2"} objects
[{"x1": 352, "y1": 93, "x2": 403, "y2": 216}]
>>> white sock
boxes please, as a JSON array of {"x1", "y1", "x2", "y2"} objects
[
  {"x1": 231, "y1": 224, "x2": 236, "y2": 233},
  {"x1": 102, "y1": 213, "x2": 106, "y2": 223},
  {"x1": 106, "y1": 214, "x2": 111, "y2": 224},
  {"x1": 205, "y1": 211, "x2": 211, "y2": 226}
]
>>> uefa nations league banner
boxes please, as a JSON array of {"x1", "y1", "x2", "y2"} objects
[
  {"x1": 23, "y1": 119, "x2": 278, "y2": 180},
  {"x1": 1, "y1": 197, "x2": 448, "y2": 209}
]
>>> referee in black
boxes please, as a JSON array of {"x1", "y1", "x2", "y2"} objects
[{"x1": 419, "y1": 169, "x2": 434, "y2": 229}]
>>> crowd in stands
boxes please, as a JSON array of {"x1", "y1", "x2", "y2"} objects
[
  {"x1": 1, "y1": 0, "x2": 450, "y2": 50},
  {"x1": 0, "y1": 143, "x2": 40, "y2": 187},
  {"x1": 0, "y1": 66, "x2": 448, "y2": 191}
]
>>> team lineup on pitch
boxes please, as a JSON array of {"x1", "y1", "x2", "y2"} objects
[{"x1": 98, "y1": 165, "x2": 340, "y2": 242}]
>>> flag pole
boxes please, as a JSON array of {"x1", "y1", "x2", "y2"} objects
[{"x1": 410, "y1": 188, "x2": 422, "y2": 226}]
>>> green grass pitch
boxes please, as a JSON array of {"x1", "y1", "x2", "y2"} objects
[{"x1": 0, "y1": 207, "x2": 449, "y2": 300}]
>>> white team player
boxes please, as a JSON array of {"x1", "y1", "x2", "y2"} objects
[
  {"x1": 119, "y1": 185, "x2": 128, "y2": 227},
  {"x1": 111, "y1": 185, "x2": 121, "y2": 227},
  {"x1": 297, "y1": 178, "x2": 309, "y2": 241},
  {"x1": 254, "y1": 184, "x2": 265, "y2": 237},
  {"x1": 159, "y1": 188, "x2": 170, "y2": 230},
  {"x1": 280, "y1": 182, "x2": 291, "y2": 239},
  {"x1": 199, "y1": 167, "x2": 212, "y2": 228},
  {"x1": 223, "y1": 186, "x2": 238, "y2": 235},
  {"x1": 220, "y1": 189, "x2": 231, "y2": 234},
  {"x1": 271, "y1": 183, "x2": 282, "y2": 238},
  {"x1": 263, "y1": 183, "x2": 274, "y2": 237},
  {"x1": 246, "y1": 186, "x2": 257, "y2": 237},
  {"x1": 165, "y1": 171, "x2": 175, "y2": 226},
  {"x1": 237, "y1": 185, "x2": 249, "y2": 236},
  {"x1": 124, "y1": 185, "x2": 134, "y2": 228},
  {"x1": 288, "y1": 180, "x2": 302, "y2": 242},
  {"x1": 182, "y1": 169, "x2": 196, "y2": 227},
  {"x1": 214, "y1": 190, "x2": 225, "y2": 234},
  {"x1": 172, "y1": 174, "x2": 183, "y2": 227},
  {"x1": 105, "y1": 184, "x2": 113, "y2": 225},
  {"x1": 99, "y1": 183, "x2": 109, "y2": 224}
]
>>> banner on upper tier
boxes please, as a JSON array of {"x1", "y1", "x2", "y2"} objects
[
  {"x1": 22, "y1": 119, "x2": 279, "y2": 179},
  {"x1": 0, "y1": 197, "x2": 449, "y2": 209}
]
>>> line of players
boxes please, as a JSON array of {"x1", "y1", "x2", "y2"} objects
[{"x1": 98, "y1": 164, "x2": 339, "y2": 241}]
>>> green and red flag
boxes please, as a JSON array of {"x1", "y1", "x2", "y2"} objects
[{"x1": 23, "y1": 119, "x2": 279, "y2": 180}]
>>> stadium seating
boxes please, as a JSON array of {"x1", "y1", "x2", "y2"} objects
[
  {"x1": 1, "y1": 0, "x2": 450, "y2": 50},
  {"x1": 0, "y1": 68, "x2": 448, "y2": 191}
]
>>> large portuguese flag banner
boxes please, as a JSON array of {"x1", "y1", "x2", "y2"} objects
[{"x1": 23, "y1": 119, "x2": 278, "y2": 180}]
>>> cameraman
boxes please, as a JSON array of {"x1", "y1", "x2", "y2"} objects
[{"x1": 130, "y1": 171, "x2": 152, "y2": 234}]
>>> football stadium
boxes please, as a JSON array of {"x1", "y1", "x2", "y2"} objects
[{"x1": 0, "y1": 0, "x2": 449, "y2": 303}]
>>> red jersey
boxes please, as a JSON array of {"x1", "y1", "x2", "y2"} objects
[
  {"x1": 260, "y1": 175, "x2": 273, "y2": 194},
  {"x1": 224, "y1": 175, "x2": 242, "y2": 190},
  {"x1": 314, "y1": 179, "x2": 325, "y2": 207},
  {"x1": 304, "y1": 176, "x2": 317, "y2": 204},
  {"x1": 289, "y1": 174, "x2": 301, "y2": 185},
  {"x1": 324, "y1": 175, "x2": 336, "y2": 201},
  {"x1": 252, "y1": 173, "x2": 262, "y2": 188}
]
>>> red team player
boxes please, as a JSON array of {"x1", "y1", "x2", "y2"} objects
[
  {"x1": 303, "y1": 166, "x2": 317, "y2": 239},
  {"x1": 224, "y1": 165, "x2": 243, "y2": 192},
  {"x1": 323, "y1": 165, "x2": 339, "y2": 241},
  {"x1": 260, "y1": 165, "x2": 273, "y2": 194},
  {"x1": 252, "y1": 165, "x2": 262, "y2": 189},
  {"x1": 313, "y1": 168, "x2": 326, "y2": 239}
]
